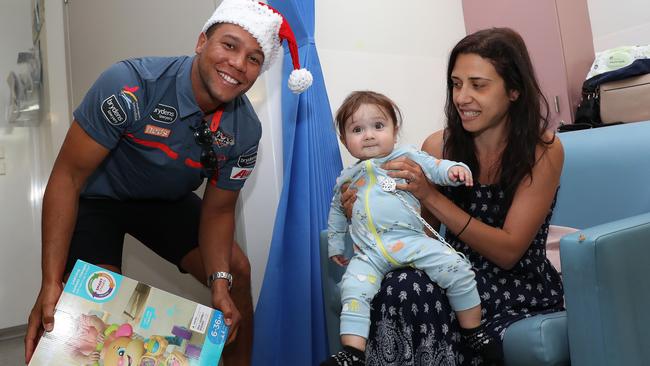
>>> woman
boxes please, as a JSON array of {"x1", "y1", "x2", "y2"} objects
[{"x1": 362, "y1": 28, "x2": 564, "y2": 365}]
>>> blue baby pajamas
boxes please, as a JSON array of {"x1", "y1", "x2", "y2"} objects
[{"x1": 328, "y1": 145, "x2": 481, "y2": 338}]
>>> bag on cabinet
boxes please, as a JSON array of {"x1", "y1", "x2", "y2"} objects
[{"x1": 574, "y1": 48, "x2": 650, "y2": 126}]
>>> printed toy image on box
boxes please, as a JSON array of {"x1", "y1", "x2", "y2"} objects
[{"x1": 29, "y1": 260, "x2": 228, "y2": 366}]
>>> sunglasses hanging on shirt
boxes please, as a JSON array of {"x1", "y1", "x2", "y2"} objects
[{"x1": 191, "y1": 108, "x2": 224, "y2": 176}]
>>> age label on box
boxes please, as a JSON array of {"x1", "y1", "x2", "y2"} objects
[{"x1": 190, "y1": 303, "x2": 213, "y2": 334}]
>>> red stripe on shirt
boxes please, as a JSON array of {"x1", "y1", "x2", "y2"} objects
[
  {"x1": 185, "y1": 158, "x2": 218, "y2": 185},
  {"x1": 124, "y1": 133, "x2": 179, "y2": 160},
  {"x1": 184, "y1": 158, "x2": 203, "y2": 168}
]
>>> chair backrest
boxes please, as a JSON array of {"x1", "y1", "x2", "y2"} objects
[{"x1": 553, "y1": 121, "x2": 650, "y2": 228}]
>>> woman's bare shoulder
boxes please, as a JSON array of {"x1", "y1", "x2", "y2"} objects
[
  {"x1": 531, "y1": 130, "x2": 564, "y2": 183},
  {"x1": 537, "y1": 130, "x2": 564, "y2": 164},
  {"x1": 422, "y1": 129, "x2": 445, "y2": 157}
]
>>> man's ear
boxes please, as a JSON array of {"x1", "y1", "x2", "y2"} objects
[
  {"x1": 195, "y1": 32, "x2": 208, "y2": 54},
  {"x1": 509, "y1": 89, "x2": 520, "y2": 102}
]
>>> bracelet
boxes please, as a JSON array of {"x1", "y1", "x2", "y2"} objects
[{"x1": 457, "y1": 215, "x2": 472, "y2": 238}]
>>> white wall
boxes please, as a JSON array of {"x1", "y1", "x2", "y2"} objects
[
  {"x1": 0, "y1": 0, "x2": 47, "y2": 329},
  {"x1": 588, "y1": 0, "x2": 650, "y2": 51},
  {"x1": 316, "y1": 0, "x2": 466, "y2": 166}
]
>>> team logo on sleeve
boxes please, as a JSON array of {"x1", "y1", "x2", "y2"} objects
[
  {"x1": 119, "y1": 85, "x2": 141, "y2": 120},
  {"x1": 101, "y1": 95, "x2": 127, "y2": 125},
  {"x1": 150, "y1": 104, "x2": 178, "y2": 124},
  {"x1": 214, "y1": 130, "x2": 235, "y2": 148},
  {"x1": 230, "y1": 167, "x2": 253, "y2": 180},
  {"x1": 237, "y1": 148, "x2": 257, "y2": 168}
]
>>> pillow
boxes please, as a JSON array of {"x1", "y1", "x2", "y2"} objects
[{"x1": 546, "y1": 225, "x2": 579, "y2": 273}]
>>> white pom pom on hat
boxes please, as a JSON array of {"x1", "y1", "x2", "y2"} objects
[{"x1": 202, "y1": 0, "x2": 313, "y2": 94}]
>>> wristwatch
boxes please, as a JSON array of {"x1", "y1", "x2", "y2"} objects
[{"x1": 207, "y1": 271, "x2": 233, "y2": 290}]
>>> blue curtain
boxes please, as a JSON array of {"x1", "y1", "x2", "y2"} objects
[{"x1": 251, "y1": 0, "x2": 342, "y2": 365}]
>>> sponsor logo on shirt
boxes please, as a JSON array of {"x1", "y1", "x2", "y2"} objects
[
  {"x1": 150, "y1": 103, "x2": 178, "y2": 124},
  {"x1": 101, "y1": 94, "x2": 127, "y2": 125},
  {"x1": 237, "y1": 149, "x2": 257, "y2": 168},
  {"x1": 214, "y1": 130, "x2": 235, "y2": 148},
  {"x1": 144, "y1": 124, "x2": 171, "y2": 138},
  {"x1": 119, "y1": 85, "x2": 141, "y2": 120},
  {"x1": 230, "y1": 167, "x2": 253, "y2": 180}
]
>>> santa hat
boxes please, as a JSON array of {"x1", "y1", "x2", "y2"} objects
[{"x1": 202, "y1": 0, "x2": 313, "y2": 94}]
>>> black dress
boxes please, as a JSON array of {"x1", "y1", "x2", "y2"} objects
[{"x1": 365, "y1": 184, "x2": 564, "y2": 366}]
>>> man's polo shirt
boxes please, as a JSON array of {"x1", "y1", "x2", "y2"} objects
[{"x1": 74, "y1": 56, "x2": 261, "y2": 200}]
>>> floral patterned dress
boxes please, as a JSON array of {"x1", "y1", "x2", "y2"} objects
[{"x1": 365, "y1": 184, "x2": 564, "y2": 366}]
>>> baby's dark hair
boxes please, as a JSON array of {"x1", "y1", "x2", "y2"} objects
[{"x1": 335, "y1": 91, "x2": 402, "y2": 138}]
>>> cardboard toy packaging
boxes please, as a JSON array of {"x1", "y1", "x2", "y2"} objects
[{"x1": 29, "y1": 260, "x2": 228, "y2": 366}]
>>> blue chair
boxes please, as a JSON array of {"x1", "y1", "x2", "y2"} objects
[{"x1": 320, "y1": 121, "x2": 650, "y2": 365}]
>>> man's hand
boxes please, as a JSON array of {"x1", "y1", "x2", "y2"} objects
[
  {"x1": 330, "y1": 254, "x2": 350, "y2": 267},
  {"x1": 211, "y1": 281, "x2": 241, "y2": 345},
  {"x1": 25, "y1": 282, "x2": 63, "y2": 364}
]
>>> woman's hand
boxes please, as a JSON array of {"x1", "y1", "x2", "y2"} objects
[
  {"x1": 330, "y1": 255, "x2": 350, "y2": 267},
  {"x1": 382, "y1": 157, "x2": 435, "y2": 200},
  {"x1": 340, "y1": 182, "x2": 357, "y2": 219}
]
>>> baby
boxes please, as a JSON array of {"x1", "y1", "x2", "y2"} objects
[{"x1": 322, "y1": 91, "x2": 490, "y2": 366}]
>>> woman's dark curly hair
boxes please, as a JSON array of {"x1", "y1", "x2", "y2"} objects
[{"x1": 443, "y1": 27, "x2": 552, "y2": 207}]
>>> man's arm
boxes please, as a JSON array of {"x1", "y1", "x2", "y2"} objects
[
  {"x1": 25, "y1": 121, "x2": 109, "y2": 363},
  {"x1": 199, "y1": 183, "x2": 241, "y2": 341}
]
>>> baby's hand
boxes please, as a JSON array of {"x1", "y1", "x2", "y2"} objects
[
  {"x1": 330, "y1": 255, "x2": 349, "y2": 267},
  {"x1": 89, "y1": 351, "x2": 101, "y2": 362},
  {"x1": 449, "y1": 166, "x2": 473, "y2": 186}
]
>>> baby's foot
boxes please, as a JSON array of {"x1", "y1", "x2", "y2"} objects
[{"x1": 461, "y1": 325, "x2": 503, "y2": 364}]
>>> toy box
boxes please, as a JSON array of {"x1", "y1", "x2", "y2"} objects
[{"x1": 29, "y1": 260, "x2": 228, "y2": 366}]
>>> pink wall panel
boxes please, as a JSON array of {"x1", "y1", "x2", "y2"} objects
[{"x1": 461, "y1": 0, "x2": 594, "y2": 128}]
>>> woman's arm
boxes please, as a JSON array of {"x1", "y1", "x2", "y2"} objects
[{"x1": 386, "y1": 130, "x2": 564, "y2": 270}]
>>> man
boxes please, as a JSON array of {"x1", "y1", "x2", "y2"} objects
[{"x1": 24, "y1": 0, "x2": 312, "y2": 364}]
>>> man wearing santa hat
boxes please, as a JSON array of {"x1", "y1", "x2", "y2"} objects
[{"x1": 24, "y1": 1, "x2": 312, "y2": 365}]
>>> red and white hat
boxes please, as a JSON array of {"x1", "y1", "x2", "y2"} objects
[{"x1": 202, "y1": 0, "x2": 313, "y2": 94}]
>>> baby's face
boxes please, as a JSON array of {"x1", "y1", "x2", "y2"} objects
[{"x1": 342, "y1": 103, "x2": 397, "y2": 160}]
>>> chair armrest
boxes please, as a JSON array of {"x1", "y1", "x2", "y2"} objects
[{"x1": 560, "y1": 212, "x2": 650, "y2": 366}]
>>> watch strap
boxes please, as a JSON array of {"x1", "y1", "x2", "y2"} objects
[{"x1": 207, "y1": 271, "x2": 233, "y2": 290}]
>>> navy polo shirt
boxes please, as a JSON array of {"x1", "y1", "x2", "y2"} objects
[{"x1": 74, "y1": 56, "x2": 261, "y2": 200}]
